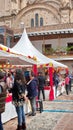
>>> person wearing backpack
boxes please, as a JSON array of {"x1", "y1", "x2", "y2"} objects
[{"x1": 0, "y1": 70, "x2": 7, "y2": 130}]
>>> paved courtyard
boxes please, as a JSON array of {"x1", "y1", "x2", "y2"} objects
[{"x1": 4, "y1": 89, "x2": 73, "y2": 130}]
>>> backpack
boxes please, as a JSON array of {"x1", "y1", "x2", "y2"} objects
[{"x1": 0, "y1": 84, "x2": 6, "y2": 113}]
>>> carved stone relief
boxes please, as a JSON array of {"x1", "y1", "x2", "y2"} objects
[
  {"x1": 70, "y1": 10, "x2": 73, "y2": 23},
  {"x1": 61, "y1": 9, "x2": 70, "y2": 23},
  {"x1": 60, "y1": 0, "x2": 70, "y2": 9},
  {"x1": 27, "y1": 0, "x2": 36, "y2": 5}
]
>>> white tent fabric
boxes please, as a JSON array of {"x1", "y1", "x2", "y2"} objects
[
  {"x1": 0, "y1": 49, "x2": 37, "y2": 65},
  {"x1": 0, "y1": 50, "x2": 17, "y2": 57},
  {"x1": 12, "y1": 29, "x2": 67, "y2": 68}
]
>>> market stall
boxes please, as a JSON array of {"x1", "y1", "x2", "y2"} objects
[
  {"x1": 2, "y1": 94, "x2": 31, "y2": 123},
  {"x1": 0, "y1": 46, "x2": 37, "y2": 123},
  {"x1": 12, "y1": 29, "x2": 67, "y2": 68},
  {"x1": 11, "y1": 28, "x2": 68, "y2": 100},
  {"x1": 0, "y1": 29, "x2": 68, "y2": 123}
]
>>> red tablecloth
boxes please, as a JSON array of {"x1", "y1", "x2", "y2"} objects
[
  {"x1": 5, "y1": 94, "x2": 12, "y2": 103},
  {"x1": 44, "y1": 86, "x2": 50, "y2": 90}
]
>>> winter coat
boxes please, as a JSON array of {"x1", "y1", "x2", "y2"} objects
[
  {"x1": 0, "y1": 80, "x2": 6, "y2": 114},
  {"x1": 38, "y1": 75, "x2": 45, "y2": 90},
  {"x1": 53, "y1": 73, "x2": 59, "y2": 86},
  {"x1": 27, "y1": 78, "x2": 38, "y2": 99},
  {"x1": 65, "y1": 76, "x2": 70, "y2": 85},
  {"x1": 12, "y1": 80, "x2": 26, "y2": 106}
]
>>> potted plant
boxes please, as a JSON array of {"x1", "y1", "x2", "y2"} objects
[{"x1": 66, "y1": 46, "x2": 73, "y2": 54}]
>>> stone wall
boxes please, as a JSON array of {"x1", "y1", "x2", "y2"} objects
[{"x1": 0, "y1": 0, "x2": 73, "y2": 29}]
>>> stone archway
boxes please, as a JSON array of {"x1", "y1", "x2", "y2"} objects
[{"x1": 13, "y1": 3, "x2": 61, "y2": 28}]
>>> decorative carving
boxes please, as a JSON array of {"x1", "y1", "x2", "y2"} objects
[
  {"x1": 11, "y1": 9, "x2": 18, "y2": 15},
  {"x1": 61, "y1": 9, "x2": 69, "y2": 23},
  {"x1": 60, "y1": 0, "x2": 70, "y2": 9},
  {"x1": 27, "y1": 0, "x2": 36, "y2": 5},
  {"x1": 11, "y1": 0, "x2": 17, "y2": 3}
]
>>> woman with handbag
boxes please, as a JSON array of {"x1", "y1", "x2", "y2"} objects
[{"x1": 12, "y1": 69, "x2": 27, "y2": 130}]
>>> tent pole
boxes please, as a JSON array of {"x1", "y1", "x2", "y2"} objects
[
  {"x1": 48, "y1": 63, "x2": 54, "y2": 101},
  {"x1": 32, "y1": 64, "x2": 38, "y2": 76}
]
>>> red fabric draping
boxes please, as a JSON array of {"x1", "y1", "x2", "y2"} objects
[
  {"x1": 48, "y1": 67, "x2": 54, "y2": 101},
  {"x1": 49, "y1": 67, "x2": 53, "y2": 87},
  {"x1": 32, "y1": 64, "x2": 38, "y2": 76},
  {"x1": 7, "y1": 48, "x2": 10, "y2": 52},
  {"x1": 66, "y1": 68, "x2": 69, "y2": 74}
]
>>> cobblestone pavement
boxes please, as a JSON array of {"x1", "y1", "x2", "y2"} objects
[{"x1": 4, "y1": 89, "x2": 73, "y2": 130}]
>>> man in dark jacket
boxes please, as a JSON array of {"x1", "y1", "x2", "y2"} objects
[
  {"x1": 27, "y1": 72, "x2": 38, "y2": 116},
  {"x1": 37, "y1": 72, "x2": 45, "y2": 101}
]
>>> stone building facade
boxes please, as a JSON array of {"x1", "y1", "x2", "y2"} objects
[
  {"x1": 0, "y1": 0, "x2": 73, "y2": 28},
  {"x1": 0, "y1": 0, "x2": 73, "y2": 70}
]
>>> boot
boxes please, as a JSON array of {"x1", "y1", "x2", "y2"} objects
[
  {"x1": 22, "y1": 123, "x2": 26, "y2": 130},
  {"x1": 16, "y1": 125, "x2": 22, "y2": 130}
]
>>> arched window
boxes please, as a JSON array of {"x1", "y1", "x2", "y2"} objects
[
  {"x1": 31, "y1": 18, "x2": 34, "y2": 27},
  {"x1": 40, "y1": 17, "x2": 43, "y2": 26},
  {"x1": 35, "y1": 13, "x2": 39, "y2": 27}
]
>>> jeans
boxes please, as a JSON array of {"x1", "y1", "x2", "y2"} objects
[
  {"x1": 15, "y1": 105, "x2": 25, "y2": 126},
  {"x1": 55, "y1": 85, "x2": 58, "y2": 97},
  {"x1": 38, "y1": 89, "x2": 45, "y2": 100},
  {"x1": 30, "y1": 97, "x2": 36, "y2": 114},
  {"x1": 0, "y1": 114, "x2": 3, "y2": 130},
  {"x1": 69, "y1": 80, "x2": 71, "y2": 91},
  {"x1": 65, "y1": 84, "x2": 69, "y2": 95}
]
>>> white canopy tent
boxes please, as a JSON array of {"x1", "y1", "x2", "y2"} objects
[
  {"x1": 12, "y1": 29, "x2": 67, "y2": 68},
  {"x1": 0, "y1": 49, "x2": 37, "y2": 65}
]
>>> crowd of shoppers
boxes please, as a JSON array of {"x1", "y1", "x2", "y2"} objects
[{"x1": 0, "y1": 68, "x2": 73, "y2": 130}]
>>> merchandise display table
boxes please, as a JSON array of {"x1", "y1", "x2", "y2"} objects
[
  {"x1": 44, "y1": 80, "x2": 65, "y2": 100},
  {"x1": 2, "y1": 94, "x2": 30, "y2": 123},
  {"x1": 56, "y1": 80, "x2": 65, "y2": 97},
  {"x1": 44, "y1": 86, "x2": 55, "y2": 100}
]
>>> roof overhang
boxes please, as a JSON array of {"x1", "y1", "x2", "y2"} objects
[
  {"x1": 28, "y1": 28, "x2": 73, "y2": 36},
  {"x1": 14, "y1": 28, "x2": 73, "y2": 37}
]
